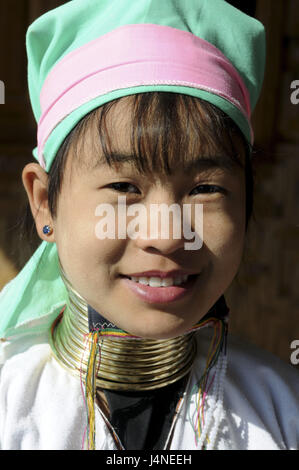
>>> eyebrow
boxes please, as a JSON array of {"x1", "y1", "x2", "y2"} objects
[
  {"x1": 183, "y1": 155, "x2": 243, "y2": 173},
  {"x1": 90, "y1": 151, "x2": 243, "y2": 173}
]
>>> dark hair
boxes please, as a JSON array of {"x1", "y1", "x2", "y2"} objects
[{"x1": 19, "y1": 92, "x2": 253, "y2": 253}]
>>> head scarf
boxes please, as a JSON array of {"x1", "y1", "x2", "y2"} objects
[{"x1": 0, "y1": 0, "x2": 265, "y2": 338}]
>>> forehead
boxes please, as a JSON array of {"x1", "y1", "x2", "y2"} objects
[
  {"x1": 68, "y1": 93, "x2": 246, "y2": 177},
  {"x1": 70, "y1": 96, "x2": 134, "y2": 169}
]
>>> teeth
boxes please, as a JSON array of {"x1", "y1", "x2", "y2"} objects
[
  {"x1": 137, "y1": 277, "x2": 148, "y2": 285},
  {"x1": 149, "y1": 277, "x2": 164, "y2": 287},
  {"x1": 161, "y1": 278, "x2": 174, "y2": 287},
  {"x1": 129, "y1": 274, "x2": 189, "y2": 287}
]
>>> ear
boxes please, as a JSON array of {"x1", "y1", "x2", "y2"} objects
[{"x1": 22, "y1": 163, "x2": 55, "y2": 242}]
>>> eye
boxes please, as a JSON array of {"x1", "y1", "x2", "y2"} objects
[
  {"x1": 107, "y1": 182, "x2": 140, "y2": 194},
  {"x1": 190, "y1": 184, "x2": 226, "y2": 195}
]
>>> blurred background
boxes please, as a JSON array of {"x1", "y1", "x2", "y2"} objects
[{"x1": 0, "y1": 0, "x2": 298, "y2": 367}]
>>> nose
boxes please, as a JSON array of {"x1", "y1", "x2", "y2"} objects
[{"x1": 130, "y1": 197, "x2": 188, "y2": 255}]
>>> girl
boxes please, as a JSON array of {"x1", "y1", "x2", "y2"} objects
[{"x1": 0, "y1": 0, "x2": 298, "y2": 450}]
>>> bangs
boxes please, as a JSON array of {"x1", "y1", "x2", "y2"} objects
[
  {"x1": 47, "y1": 92, "x2": 253, "y2": 226},
  {"x1": 71, "y1": 92, "x2": 249, "y2": 176}
]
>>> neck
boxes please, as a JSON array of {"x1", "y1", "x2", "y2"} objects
[{"x1": 50, "y1": 262, "x2": 199, "y2": 391}]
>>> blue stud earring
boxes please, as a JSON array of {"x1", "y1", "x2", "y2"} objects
[{"x1": 43, "y1": 225, "x2": 53, "y2": 235}]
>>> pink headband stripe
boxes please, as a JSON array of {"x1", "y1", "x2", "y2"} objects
[{"x1": 38, "y1": 23, "x2": 252, "y2": 168}]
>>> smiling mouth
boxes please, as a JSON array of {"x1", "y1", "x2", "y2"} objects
[
  {"x1": 119, "y1": 273, "x2": 199, "y2": 304},
  {"x1": 119, "y1": 273, "x2": 198, "y2": 287}
]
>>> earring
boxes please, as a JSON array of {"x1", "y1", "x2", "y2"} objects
[{"x1": 43, "y1": 225, "x2": 53, "y2": 235}]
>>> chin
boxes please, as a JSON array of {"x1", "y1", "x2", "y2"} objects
[{"x1": 125, "y1": 318, "x2": 191, "y2": 340}]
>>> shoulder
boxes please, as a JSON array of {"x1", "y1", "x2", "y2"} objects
[
  {"x1": 0, "y1": 330, "x2": 87, "y2": 450},
  {"x1": 0, "y1": 331, "x2": 50, "y2": 367},
  {"x1": 193, "y1": 328, "x2": 299, "y2": 449},
  {"x1": 226, "y1": 333, "x2": 298, "y2": 398},
  {"x1": 0, "y1": 332, "x2": 52, "y2": 399},
  {"x1": 0, "y1": 330, "x2": 54, "y2": 406},
  {"x1": 225, "y1": 333, "x2": 299, "y2": 449},
  {"x1": 194, "y1": 328, "x2": 298, "y2": 399}
]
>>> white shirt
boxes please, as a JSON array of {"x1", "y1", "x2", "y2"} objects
[{"x1": 0, "y1": 326, "x2": 298, "y2": 450}]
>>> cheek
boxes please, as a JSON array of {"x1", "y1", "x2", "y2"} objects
[
  {"x1": 53, "y1": 198, "x2": 127, "y2": 281},
  {"x1": 202, "y1": 201, "x2": 246, "y2": 268}
]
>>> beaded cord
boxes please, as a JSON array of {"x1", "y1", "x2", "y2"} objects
[
  {"x1": 200, "y1": 352, "x2": 228, "y2": 450},
  {"x1": 187, "y1": 317, "x2": 228, "y2": 450}
]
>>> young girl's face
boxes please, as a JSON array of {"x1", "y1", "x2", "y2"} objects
[{"x1": 52, "y1": 97, "x2": 246, "y2": 339}]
